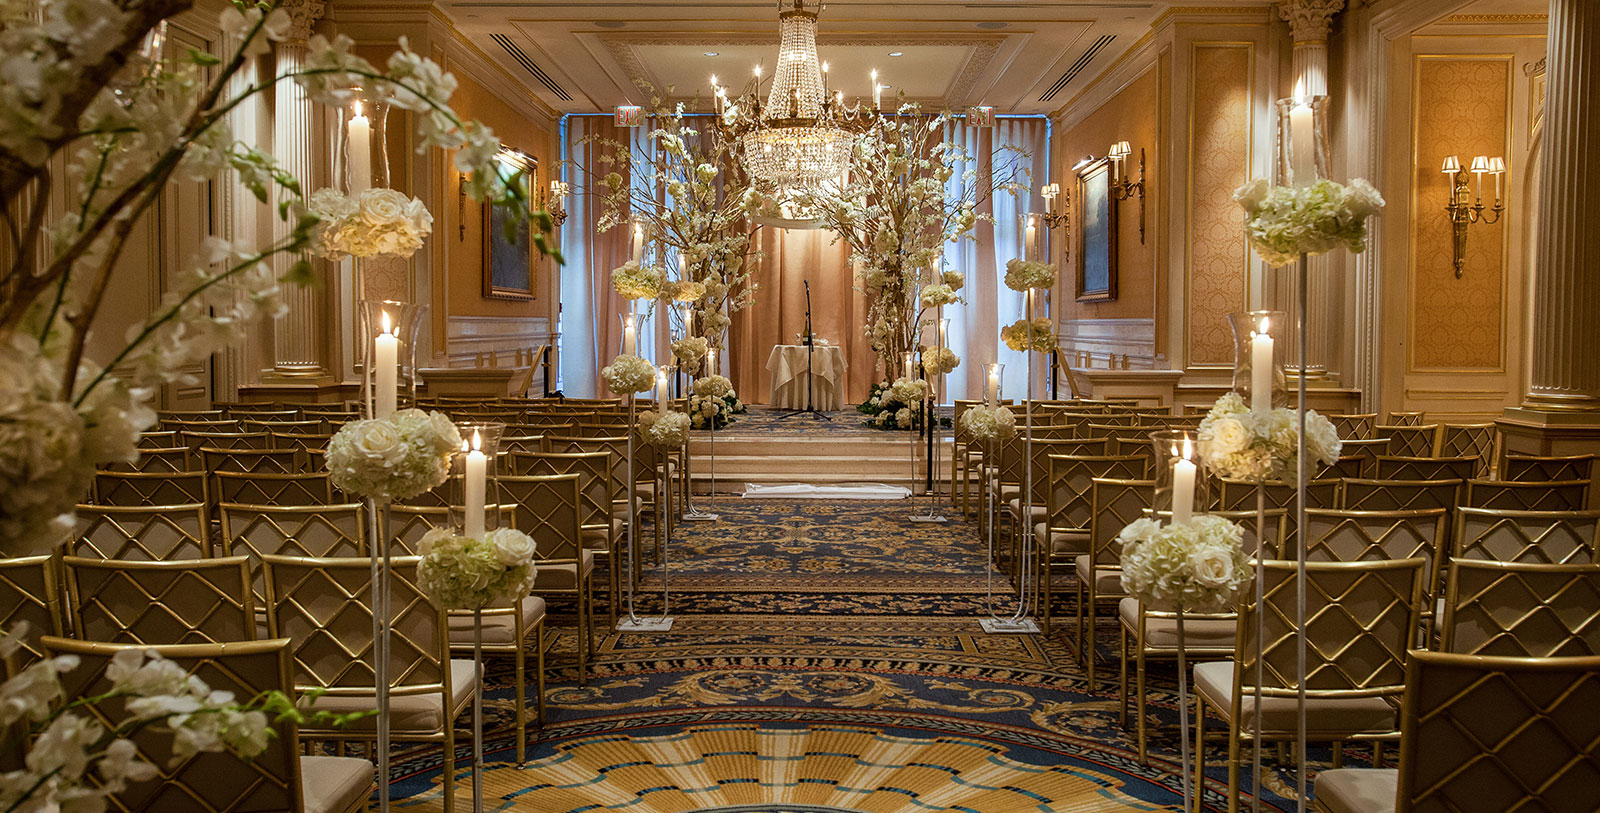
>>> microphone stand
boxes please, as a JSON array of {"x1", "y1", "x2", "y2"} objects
[{"x1": 780, "y1": 278, "x2": 831, "y2": 422}]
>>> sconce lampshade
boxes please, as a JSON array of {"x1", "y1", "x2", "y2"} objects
[
  {"x1": 1441, "y1": 155, "x2": 1462, "y2": 175},
  {"x1": 1469, "y1": 155, "x2": 1491, "y2": 175}
]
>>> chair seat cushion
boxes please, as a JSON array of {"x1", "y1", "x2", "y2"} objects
[
  {"x1": 581, "y1": 520, "x2": 622, "y2": 551},
  {"x1": 301, "y1": 756, "x2": 375, "y2": 813},
  {"x1": 1117, "y1": 598, "x2": 1235, "y2": 650},
  {"x1": 1073, "y1": 555, "x2": 1125, "y2": 595},
  {"x1": 1313, "y1": 769, "x2": 1396, "y2": 813},
  {"x1": 448, "y1": 596, "x2": 545, "y2": 645},
  {"x1": 1034, "y1": 522, "x2": 1089, "y2": 556},
  {"x1": 1193, "y1": 662, "x2": 1398, "y2": 736},
  {"x1": 299, "y1": 659, "x2": 477, "y2": 732},
  {"x1": 534, "y1": 550, "x2": 594, "y2": 591},
  {"x1": 1006, "y1": 498, "x2": 1048, "y2": 524}
]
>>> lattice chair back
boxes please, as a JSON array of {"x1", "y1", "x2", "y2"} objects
[
  {"x1": 267, "y1": 430, "x2": 332, "y2": 456},
  {"x1": 1375, "y1": 455, "x2": 1476, "y2": 482},
  {"x1": 163, "y1": 418, "x2": 240, "y2": 434},
  {"x1": 1452, "y1": 508, "x2": 1600, "y2": 564},
  {"x1": 500, "y1": 433, "x2": 548, "y2": 455},
  {"x1": 0, "y1": 554, "x2": 64, "y2": 669},
  {"x1": 1440, "y1": 560, "x2": 1600, "y2": 657},
  {"x1": 1501, "y1": 453, "x2": 1595, "y2": 483},
  {"x1": 1019, "y1": 438, "x2": 1110, "y2": 503},
  {"x1": 74, "y1": 503, "x2": 211, "y2": 560},
  {"x1": 1393, "y1": 650, "x2": 1600, "y2": 812},
  {"x1": 93, "y1": 470, "x2": 209, "y2": 507},
  {"x1": 1384, "y1": 410, "x2": 1426, "y2": 426},
  {"x1": 1331, "y1": 413, "x2": 1377, "y2": 440},
  {"x1": 199, "y1": 446, "x2": 301, "y2": 477},
  {"x1": 1046, "y1": 455, "x2": 1147, "y2": 533},
  {"x1": 1214, "y1": 478, "x2": 1340, "y2": 550},
  {"x1": 1239, "y1": 558, "x2": 1422, "y2": 704},
  {"x1": 179, "y1": 430, "x2": 268, "y2": 452},
  {"x1": 214, "y1": 471, "x2": 332, "y2": 507},
  {"x1": 1379, "y1": 424, "x2": 1439, "y2": 457},
  {"x1": 227, "y1": 407, "x2": 300, "y2": 422},
  {"x1": 137, "y1": 430, "x2": 181, "y2": 449},
  {"x1": 1318, "y1": 454, "x2": 1366, "y2": 481},
  {"x1": 302, "y1": 447, "x2": 327, "y2": 476},
  {"x1": 261, "y1": 556, "x2": 452, "y2": 726},
  {"x1": 388, "y1": 504, "x2": 515, "y2": 555},
  {"x1": 43, "y1": 636, "x2": 315, "y2": 812},
  {"x1": 499, "y1": 473, "x2": 584, "y2": 562},
  {"x1": 1087, "y1": 478, "x2": 1155, "y2": 568},
  {"x1": 549, "y1": 435, "x2": 629, "y2": 506},
  {"x1": 515, "y1": 452, "x2": 613, "y2": 535},
  {"x1": 1302, "y1": 508, "x2": 1448, "y2": 611},
  {"x1": 221, "y1": 503, "x2": 365, "y2": 561},
  {"x1": 243, "y1": 419, "x2": 323, "y2": 437},
  {"x1": 65, "y1": 556, "x2": 254, "y2": 645},
  {"x1": 1464, "y1": 478, "x2": 1589, "y2": 511},
  {"x1": 103, "y1": 445, "x2": 192, "y2": 473},
  {"x1": 1438, "y1": 423, "x2": 1496, "y2": 478},
  {"x1": 1340, "y1": 437, "x2": 1390, "y2": 476},
  {"x1": 1340, "y1": 478, "x2": 1462, "y2": 513}
]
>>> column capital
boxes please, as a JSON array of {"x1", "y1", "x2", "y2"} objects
[
  {"x1": 1278, "y1": 0, "x2": 1345, "y2": 44},
  {"x1": 279, "y1": 0, "x2": 327, "y2": 44}
]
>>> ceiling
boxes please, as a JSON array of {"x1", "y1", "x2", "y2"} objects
[{"x1": 436, "y1": 1, "x2": 1207, "y2": 116}]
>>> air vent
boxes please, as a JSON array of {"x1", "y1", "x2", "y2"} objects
[
  {"x1": 490, "y1": 33, "x2": 573, "y2": 102},
  {"x1": 1040, "y1": 34, "x2": 1115, "y2": 103}
]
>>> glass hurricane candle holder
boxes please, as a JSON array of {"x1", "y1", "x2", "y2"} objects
[
  {"x1": 1150, "y1": 429, "x2": 1209, "y2": 523},
  {"x1": 449, "y1": 423, "x2": 505, "y2": 537},
  {"x1": 1226, "y1": 310, "x2": 1288, "y2": 413},
  {"x1": 357, "y1": 299, "x2": 427, "y2": 420}
]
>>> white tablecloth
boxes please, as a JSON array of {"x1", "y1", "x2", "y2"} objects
[{"x1": 765, "y1": 344, "x2": 848, "y2": 410}]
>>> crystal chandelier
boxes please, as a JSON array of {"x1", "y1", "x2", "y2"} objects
[{"x1": 734, "y1": 0, "x2": 857, "y2": 193}]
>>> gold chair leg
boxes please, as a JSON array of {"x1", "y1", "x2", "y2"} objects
[
  {"x1": 575, "y1": 583, "x2": 589, "y2": 688},
  {"x1": 1193, "y1": 695, "x2": 1206, "y2": 813},
  {"x1": 535, "y1": 618, "x2": 547, "y2": 726},
  {"x1": 443, "y1": 727, "x2": 457, "y2": 813},
  {"x1": 1226, "y1": 713, "x2": 1242, "y2": 813},
  {"x1": 515, "y1": 631, "x2": 528, "y2": 766}
]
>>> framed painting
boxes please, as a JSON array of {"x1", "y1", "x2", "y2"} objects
[
  {"x1": 1075, "y1": 156, "x2": 1117, "y2": 302},
  {"x1": 483, "y1": 153, "x2": 538, "y2": 301}
]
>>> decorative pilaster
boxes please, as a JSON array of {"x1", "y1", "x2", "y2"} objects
[
  {"x1": 1524, "y1": 0, "x2": 1600, "y2": 411},
  {"x1": 1279, "y1": 0, "x2": 1344, "y2": 95}
]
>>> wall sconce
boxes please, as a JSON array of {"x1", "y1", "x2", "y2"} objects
[
  {"x1": 1442, "y1": 154, "x2": 1506, "y2": 278},
  {"x1": 1108, "y1": 140, "x2": 1146, "y2": 244},
  {"x1": 544, "y1": 179, "x2": 570, "y2": 227},
  {"x1": 1040, "y1": 182, "x2": 1069, "y2": 233}
]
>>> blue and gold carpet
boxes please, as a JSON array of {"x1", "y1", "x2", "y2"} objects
[{"x1": 381, "y1": 500, "x2": 1347, "y2": 811}]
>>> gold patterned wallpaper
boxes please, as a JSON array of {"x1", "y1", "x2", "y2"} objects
[
  {"x1": 1186, "y1": 44, "x2": 1252, "y2": 367},
  {"x1": 1411, "y1": 57, "x2": 1509, "y2": 371}
]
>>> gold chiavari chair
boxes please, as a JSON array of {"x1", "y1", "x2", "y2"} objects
[
  {"x1": 1384, "y1": 410, "x2": 1426, "y2": 426},
  {"x1": 1074, "y1": 477, "x2": 1154, "y2": 691},
  {"x1": 215, "y1": 471, "x2": 333, "y2": 506},
  {"x1": 64, "y1": 555, "x2": 254, "y2": 644},
  {"x1": 1195, "y1": 558, "x2": 1425, "y2": 813},
  {"x1": 499, "y1": 473, "x2": 594, "y2": 681},
  {"x1": 42, "y1": 636, "x2": 376, "y2": 813},
  {"x1": 1339, "y1": 478, "x2": 1461, "y2": 513},
  {"x1": 1330, "y1": 413, "x2": 1377, "y2": 440},
  {"x1": 1438, "y1": 423, "x2": 1495, "y2": 479},
  {"x1": 200, "y1": 445, "x2": 302, "y2": 476},
  {"x1": 157, "y1": 409, "x2": 226, "y2": 421},
  {"x1": 104, "y1": 446, "x2": 192, "y2": 474},
  {"x1": 226, "y1": 407, "x2": 301, "y2": 422},
  {"x1": 0, "y1": 554, "x2": 64, "y2": 669},
  {"x1": 1464, "y1": 478, "x2": 1589, "y2": 511},
  {"x1": 93, "y1": 469, "x2": 209, "y2": 507},
  {"x1": 549, "y1": 434, "x2": 652, "y2": 568},
  {"x1": 1340, "y1": 437, "x2": 1391, "y2": 477},
  {"x1": 180, "y1": 430, "x2": 272, "y2": 453},
  {"x1": 500, "y1": 433, "x2": 548, "y2": 454},
  {"x1": 1451, "y1": 507, "x2": 1600, "y2": 564},
  {"x1": 1005, "y1": 437, "x2": 1111, "y2": 559},
  {"x1": 1439, "y1": 559, "x2": 1600, "y2": 657},
  {"x1": 136, "y1": 429, "x2": 181, "y2": 449},
  {"x1": 304, "y1": 447, "x2": 327, "y2": 476},
  {"x1": 1378, "y1": 423, "x2": 1440, "y2": 458},
  {"x1": 1318, "y1": 455, "x2": 1366, "y2": 481},
  {"x1": 263, "y1": 555, "x2": 473, "y2": 813},
  {"x1": 1302, "y1": 507, "x2": 1448, "y2": 633},
  {"x1": 163, "y1": 417, "x2": 241, "y2": 434},
  {"x1": 1373, "y1": 455, "x2": 1476, "y2": 482},
  {"x1": 514, "y1": 451, "x2": 619, "y2": 624},
  {"x1": 1035, "y1": 454, "x2": 1146, "y2": 634},
  {"x1": 243, "y1": 419, "x2": 324, "y2": 437},
  {"x1": 1500, "y1": 453, "x2": 1595, "y2": 483},
  {"x1": 74, "y1": 503, "x2": 211, "y2": 560},
  {"x1": 269, "y1": 429, "x2": 333, "y2": 455},
  {"x1": 1311, "y1": 650, "x2": 1600, "y2": 813},
  {"x1": 1117, "y1": 508, "x2": 1287, "y2": 764},
  {"x1": 221, "y1": 503, "x2": 366, "y2": 561},
  {"x1": 1214, "y1": 478, "x2": 1341, "y2": 552}
]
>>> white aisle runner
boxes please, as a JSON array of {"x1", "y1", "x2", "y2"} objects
[{"x1": 740, "y1": 483, "x2": 911, "y2": 500}]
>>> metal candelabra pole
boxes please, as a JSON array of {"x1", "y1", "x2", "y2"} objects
[
  {"x1": 1294, "y1": 252, "x2": 1310, "y2": 812},
  {"x1": 982, "y1": 300, "x2": 1041, "y2": 634},
  {"x1": 367, "y1": 498, "x2": 393, "y2": 813},
  {"x1": 471, "y1": 609, "x2": 484, "y2": 813},
  {"x1": 683, "y1": 362, "x2": 719, "y2": 522}
]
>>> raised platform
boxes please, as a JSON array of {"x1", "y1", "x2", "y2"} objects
[{"x1": 687, "y1": 406, "x2": 952, "y2": 492}]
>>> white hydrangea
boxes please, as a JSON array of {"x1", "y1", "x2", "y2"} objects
[
  {"x1": 959, "y1": 405, "x2": 1016, "y2": 443},
  {"x1": 1000, "y1": 318, "x2": 1056, "y2": 352},
  {"x1": 1003, "y1": 258, "x2": 1056, "y2": 292},
  {"x1": 693, "y1": 374, "x2": 733, "y2": 400},
  {"x1": 1196, "y1": 392, "x2": 1342, "y2": 483},
  {"x1": 325, "y1": 409, "x2": 462, "y2": 500},
  {"x1": 600, "y1": 354, "x2": 657, "y2": 395},
  {"x1": 417, "y1": 527, "x2": 537, "y2": 610},
  {"x1": 610, "y1": 260, "x2": 664, "y2": 300},
  {"x1": 309, "y1": 188, "x2": 434, "y2": 259},
  {"x1": 1234, "y1": 177, "x2": 1386, "y2": 266},
  {"x1": 1119, "y1": 514, "x2": 1250, "y2": 613},
  {"x1": 638, "y1": 409, "x2": 691, "y2": 449}
]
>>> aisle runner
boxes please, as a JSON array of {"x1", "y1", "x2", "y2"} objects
[{"x1": 740, "y1": 482, "x2": 910, "y2": 499}]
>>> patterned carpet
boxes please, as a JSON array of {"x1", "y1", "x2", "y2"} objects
[{"x1": 378, "y1": 501, "x2": 1352, "y2": 811}]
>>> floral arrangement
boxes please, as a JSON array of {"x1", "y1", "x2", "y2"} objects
[
  {"x1": 694, "y1": 374, "x2": 733, "y2": 400},
  {"x1": 0, "y1": 622, "x2": 364, "y2": 812},
  {"x1": 672, "y1": 336, "x2": 709, "y2": 368},
  {"x1": 1004, "y1": 258, "x2": 1056, "y2": 292},
  {"x1": 416, "y1": 527, "x2": 537, "y2": 610},
  {"x1": 638, "y1": 409, "x2": 692, "y2": 448},
  {"x1": 1001, "y1": 318, "x2": 1057, "y2": 352},
  {"x1": 919, "y1": 283, "x2": 960, "y2": 308},
  {"x1": 959, "y1": 404, "x2": 1016, "y2": 443},
  {"x1": 0, "y1": 1, "x2": 556, "y2": 555},
  {"x1": 941, "y1": 269, "x2": 966, "y2": 289},
  {"x1": 668, "y1": 280, "x2": 707, "y2": 303},
  {"x1": 1197, "y1": 392, "x2": 1342, "y2": 483},
  {"x1": 1233, "y1": 178, "x2": 1386, "y2": 266},
  {"x1": 307, "y1": 187, "x2": 433, "y2": 259},
  {"x1": 858, "y1": 377, "x2": 934, "y2": 431},
  {"x1": 922, "y1": 347, "x2": 960, "y2": 376},
  {"x1": 611, "y1": 260, "x2": 665, "y2": 301},
  {"x1": 1118, "y1": 515, "x2": 1250, "y2": 613},
  {"x1": 325, "y1": 410, "x2": 462, "y2": 501},
  {"x1": 689, "y1": 392, "x2": 744, "y2": 430},
  {"x1": 600, "y1": 354, "x2": 657, "y2": 395}
]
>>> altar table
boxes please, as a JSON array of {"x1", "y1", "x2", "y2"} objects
[{"x1": 765, "y1": 344, "x2": 848, "y2": 410}]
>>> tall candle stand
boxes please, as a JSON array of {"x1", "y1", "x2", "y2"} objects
[
  {"x1": 681, "y1": 327, "x2": 718, "y2": 523},
  {"x1": 451, "y1": 422, "x2": 504, "y2": 811},
  {"x1": 1150, "y1": 429, "x2": 1208, "y2": 813},
  {"x1": 911, "y1": 319, "x2": 949, "y2": 524},
  {"x1": 982, "y1": 294, "x2": 1041, "y2": 634}
]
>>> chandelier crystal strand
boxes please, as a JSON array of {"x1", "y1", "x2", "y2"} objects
[{"x1": 737, "y1": 0, "x2": 856, "y2": 193}]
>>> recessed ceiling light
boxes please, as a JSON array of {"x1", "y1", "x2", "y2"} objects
[
  {"x1": 705, "y1": 51, "x2": 720, "y2": 57},
  {"x1": 595, "y1": 20, "x2": 625, "y2": 28},
  {"x1": 976, "y1": 21, "x2": 1008, "y2": 30},
  {"x1": 888, "y1": 51, "x2": 904, "y2": 57}
]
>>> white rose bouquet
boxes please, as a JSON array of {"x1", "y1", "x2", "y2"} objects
[
  {"x1": 667, "y1": 280, "x2": 707, "y2": 303},
  {"x1": 1234, "y1": 177, "x2": 1386, "y2": 266},
  {"x1": 638, "y1": 410, "x2": 692, "y2": 448},
  {"x1": 1197, "y1": 392, "x2": 1342, "y2": 483},
  {"x1": 941, "y1": 269, "x2": 966, "y2": 289},
  {"x1": 611, "y1": 260, "x2": 664, "y2": 301},
  {"x1": 1118, "y1": 515, "x2": 1250, "y2": 613},
  {"x1": 309, "y1": 187, "x2": 434, "y2": 259},
  {"x1": 919, "y1": 283, "x2": 960, "y2": 308},
  {"x1": 922, "y1": 347, "x2": 960, "y2": 376},
  {"x1": 601, "y1": 354, "x2": 657, "y2": 395},
  {"x1": 672, "y1": 336, "x2": 709, "y2": 368},
  {"x1": 325, "y1": 409, "x2": 462, "y2": 501},
  {"x1": 1004, "y1": 258, "x2": 1056, "y2": 291},
  {"x1": 694, "y1": 375, "x2": 733, "y2": 400},
  {"x1": 889, "y1": 376, "x2": 930, "y2": 406},
  {"x1": 959, "y1": 404, "x2": 1016, "y2": 443},
  {"x1": 1001, "y1": 318, "x2": 1057, "y2": 352},
  {"x1": 416, "y1": 527, "x2": 537, "y2": 610}
]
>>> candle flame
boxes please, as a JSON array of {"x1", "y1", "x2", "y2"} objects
[
  {"x1": 380, "y1": 310, "x2": 392, "y2": 334},
  {"x1": 471, "y1": 428, "x2": 482, "y2": 452},
  {"x1": 1292, "y1": 78, "x2": 1308, "y2": 107},
  {"x1": 352, "y1": 100, "x2": 365, "y2": 119},
  {"x1": 1182, "y1": 437, "x2": 1193, "y2": 459},
  {"x1": 710, "y1": 74, "x2": 718, "y2": 86},
  {"x1": 461, "y1": 440, "x2": 469, "y2": 452},
  {"x1": 1259, "y1": 315, "x2": 1270, "y2": 334}
]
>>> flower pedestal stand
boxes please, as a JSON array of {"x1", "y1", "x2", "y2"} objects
[
  {"x1": 909, "y1": 370, "x2": 947, "y2": 524},
  {"x1": 981, "y1": 332, "x2": 1041, "y2": 635},
  {"x1": 470, "y1": 608, "x2": 485, "y2": 813},
  {"x1": 616, "y1": 393, "x2": 675, "y2": 633},
  {"x1": 366, "y1": 497, "x2": 394, "y2": 813},
  {"x1": 682, "y1": 369, "x2": 718, "y2": 523}
]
